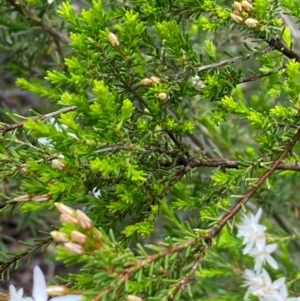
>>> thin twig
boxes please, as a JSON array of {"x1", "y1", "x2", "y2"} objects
[
  {"x1": 6, "y1": 0, "x2": 70, "y2": 44},
  {"x1": 176, "y1": 46, "x2": 275, "y2": 79},
  {"x1": 196, "y1": 46, "x2": 274, "y2": 73},
  {"x1": 161, "y1": 164, "x2": 191, "y2": 197},
  {"x1": 0, "y1": 105, "x2": 77, "y2": 135},
  {"x1": 272, "y1": 212, "x2": 300, "y2": 251},
  {"x1": 0, "y1": 237, "x2": 52, "y2": 275},
  {"x1": 166, "y1": 130, "x2": 191, "y2": 160},
  {"x1": 168, "y1": 245, "x2": 208, "y2": 301},
  {"x1": 240, "y1": 65, "x2": 286, "y2": 84}
]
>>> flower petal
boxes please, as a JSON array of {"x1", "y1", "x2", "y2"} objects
[
  {"x1": 32, "y1": 266, "x2": 48, "y2": 301},
  {"x1": 9, "y1": 285, "x2": 22, "y2": 301},
  {"x1": 9, "y1": 285, "x2": 17, "y2": 301}
]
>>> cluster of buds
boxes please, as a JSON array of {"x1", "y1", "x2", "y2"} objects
[
  {"x1": 140, "y1": 75, "x2": 161, "y2": 86},
  {"x1": 231, "y1": 1, "x2": 260, "y2": 29},
  {"x1": 13, "y1": 193, "x2": 52, "y2": 202},
  {"x1": 51, "y1": 203, "x2": 102, "y2": 255},
  {"x1": 140, "y1": 76, "x2": 169, "y2": 101}
]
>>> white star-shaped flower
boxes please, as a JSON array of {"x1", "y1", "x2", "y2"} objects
[
  {"x1": 9, "y1": 266, "x2": 82, "y2": 301},
  {"x1": 248, "y1": 243, "x2": 278, "y2": 272},
  {"x1": 236, "y1": 207, "x2": 266, "y2": 254},
  {"x1": 244, "y1": 269, "x2": 286, "y2": 301}
]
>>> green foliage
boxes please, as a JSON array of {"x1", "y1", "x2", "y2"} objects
[
  {"x1": 1, "y1": 0, "x2": 300, "y2": 300},
  {"x1": 0, "y1": 0, "x2": 67, "y2": 79}
]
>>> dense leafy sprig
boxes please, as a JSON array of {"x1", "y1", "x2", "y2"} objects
[{"x1": 0, "y1": 0, "x2": 300, "y2": 300}]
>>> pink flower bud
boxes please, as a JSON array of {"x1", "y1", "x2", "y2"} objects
[
  {"x1": 55, "y1": 202, "x2": 75, "y2": 216},
  {"x1": 245, "y1": 18, "x2": 259, "y2": 28},
  {"x1": 231, "y1": 13, "x2": 244, "y2": 23},
  {"x1": 51, "y1": 159, "x2": 66, "y2": 170},
  {"x1": 31, "y1": 194, "x2": 51, "y2": 202},
  {"x1": 75, "y1": 210, "x2": 93, "y2": 230},
  {"x1": 50, "y1": 231, "x2": 69, "y2": 243},
  {"x1": 60, "y1": 213, "x2": 79, "y2": 225},
  {"x1": 241, "y1": 0, "x2": 253, "y2": 13},
  {"x1": 13, "y1": 194, "x2": 31, "y2": 202},
  {"x1": 64, "y1": 242, "x2": 85, "y2": 255},
  {"x1": 158, "y1": 92, "x2": 168, "y2": 101},
  {"x1": 140, "y1": 78, "x2": 153, "y2": 85},
  {"x1": 149, "y1": 76, "x2": 161, "y2": 84},
  {"x1": 127, "y1": 295, "x2": 143, "y2": 301},
  {"x1": 108, "y1": 32, "x2": 120, "y2": 47},
  {"x1": 47, "y1": 285, "x2": 69, "y2": 296},
  {"x1": 71, "y1": 230, "x2": 88, "y2": 245},
  {"x1": 233, "y1": 1, "x2": 243, "y2": 13}
]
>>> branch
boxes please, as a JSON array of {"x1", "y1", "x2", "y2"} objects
[
  {"x1": 6, "y1": 0, "x2": 70, "y2": 44},
  {"x1": 4, "y1": 111, "x2": 300, "y2": 175},
  {"x1": 94, "y1": 143, "x2": 300, "y2": 172},
  {"x1": 207, "y1": 126, "x2": 300, "y2": 240},
  {"x1": 0, "y1": 105, "x2": 77, "y2": 135},
  {"x1": 267, "y1": 38, "x2": 300, "y2": 62},
  {"x1": 190, "y1": 158, "x2": 300, "y2": 171},
  {"x1": 166, "y1": 246, "x2": 208, "y2": 301}
]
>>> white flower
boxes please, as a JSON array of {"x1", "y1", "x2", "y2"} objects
[
  {"x1": 248, "y1": 243, "x2": 278, "y2": 272},
  {"x1": 244, "y1": 269, "x2": 286, "y2": 301},
  {"x1": 243, "y1": 269, "x2": 266, "y2": 299},
  {"x1": 9, "y1": 266, "x2": 82, "y2": 301},
  {"x1": 236, "y1": 207, "x2": 279, "y2": 272},
  {"x1": 92, "y1": 187, "x2": 101, "y2": 198},
  {"x1": 237, "y1": 208, "x2": 266, "y2": 253}
]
